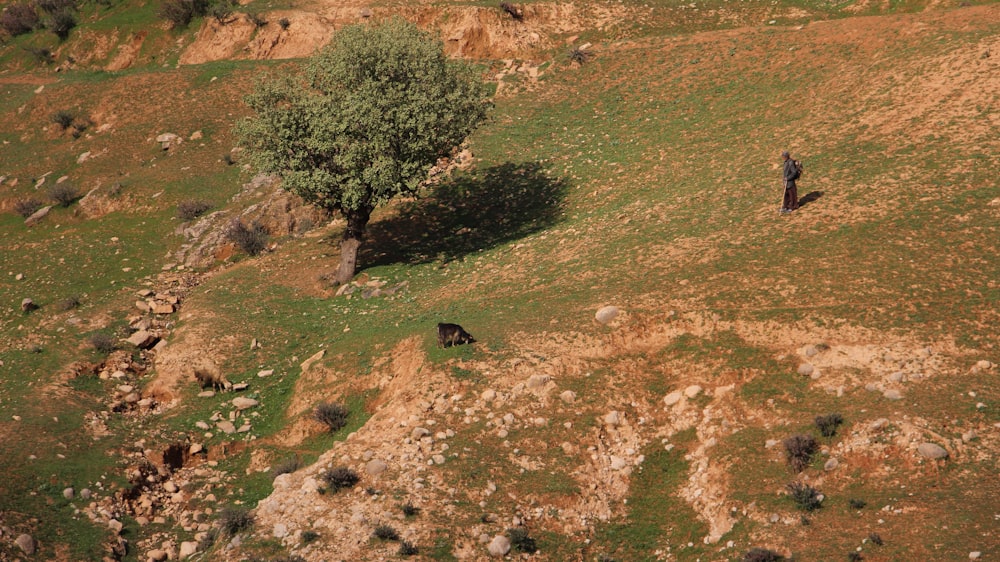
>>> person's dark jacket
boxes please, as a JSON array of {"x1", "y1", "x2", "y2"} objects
[{"x1": 783, "y1": 159, "x2": 798, "y2": 184}]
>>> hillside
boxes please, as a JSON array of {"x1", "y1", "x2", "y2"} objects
[{"x1": 1, "y1": 0, "x2": 999, "y2": 561}]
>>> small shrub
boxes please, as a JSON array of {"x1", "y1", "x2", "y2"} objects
[
  {"x1": 88, "y1": 332, "x2": 116, "y2": 354},
  {"x1": 815, "y1": 413, "x2": 844, "y2": 438},
  {"x1": 222, "y1": 152, "x2": 235, "y2": 165},
  {"x1": 227, "y1": 218, "x2": 268, "y2": 256},
  {"x1": 14, "y1": 198, "x2": 43, "y2": 218},
  {"x1": 177, "y1": 199, "x2": 212, "y2": 220},
  {"x1": 320, "y1": 466, "x2": 359, "y2": 493},
  {"x1": 568, "y1": 47, "x2": 592, "y2": 64},
  {"x1": 52, "y1": 110, "x2": 75, "y2": 130},
  {"x1": 783, "y1": 434, "x2": 818, "y2": 472},
  {"x1": 1, "y1": 3, "x2": 39, "y2": 36},
  {"x1": 57, "y1": 295, "x2": 81, "y2": 311},
  {"x1": 158, "y1": 0, "x2": 209, "y2": 28},
  {"x1": 398, "y1": 540, "x2": 418, "y2": 556},
  {"x1": 786, "y1": 481, "x2": 823, "y2": 512},
  {"x1": 270, "y1": 456, "x2": 300, "y2": 479},
  {"x1": 25, "y1": 46, "x2": 54, "y2": 64},
  {"x1": 48, "y1": 8, "x2": 75, "y2": 40},
  {"x1": 848, "y1": 553, "x2": 863, "y2": 562},
  {"x1": 47, "y1": 183, "x2": 79, "y2": 207},
  {"x1": 301, "y1": 530, "x2": 319, "y2": 544},
  {"x1": 208, "y1": 0, "x2": 235, "y2": 23},
  {"x1": 849, "y1": 498, "x2": 867, "y2": 510},
  {"x1": 197, "y1": 527, "x2": 217, "y2": 551},
  {"x1": 743, "y1": 548, "x2": 784, "y2": 562},
  {"x1": 34, "y1": 0, "x2": 76, "y2": 14},
  {"x1": 868, "y1": 532, "x2": 883, "y2": 546},
  {"x1": 71, "y1": 118, "x2": 91, "y2": 138},
  {"x1": 313, "y1": 402, "x2": 348, "y2": 432},
  {"x1": 278, "y1": 16, "x2": 289, "y2": 29},
  {"x1": 218, "y1": 506, "x2": 254, "y2": 536},
  {"x1": 248, "y1": 11, "x2": 266, "y2": 27},
  {"x1": 372, "y1": 524, "x2": 399, "y2": 541},
  {"x1": 507, "y1": 528, "x2": 537, "y2": 553},
  {"x1": 401, "y1": 502, "x2": 420, "y2": 517}
]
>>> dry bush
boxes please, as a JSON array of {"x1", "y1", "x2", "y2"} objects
[
  {"x1": 815, "y1": 413, "x2": 844, "y2": 437},
  {"x1": 786, "y1": 481, "x2": 823, "y2": 511},
  {"x1": 47, "y1": 8, "x2": 75, "y2": 40},
  {"x1": 47, "y1": 183, "x2": 79, "y2": 207},
  {"x1": 313, "y1": 402, "x2": 348, "y2": 432},
  {"x1": 508, "y1": 528, "x2": 537, "y2": 553},
  {"x1": 177, "y1": 199, "x2": 211, "y2": 220},
  {"x1": 57, "y1": 295, "x2": 81, "y2": 311},
  {"x1": 399, "y1": 540, "x2": 418, "y2": 556},
  {"x1": 226, "y1": 219, "x2": 268, "y2": 256},
  {"x1": 52, "y1": 110, "x2": 75, "y2": 130},
  {"x1": 270, "y1": 456, "x2": 300, "y2": 479},
  {"x1": 743, "y1": 548, "x2": 784, "y2": 562},
  {"x1": 88, "y1": 332, "x2": 116, "y2": 354},
  {"x1": 320, "y1": 466, "x2": 359, "y2": 494},
  {"x1": 158, "y1": 0, "x2": 208, "y2": 28},
  {"x1": 218, "y1": 506, "x2": 254, "y2": 536},
  {"x1": 372, "y1": 524, "x2": 399, "y2": 541},
  {"x1": 783, "y1": 434, "x2": 818, "y2": 472},
  {"x1": 1, "y1": 3, "x2": 39, "y2": 36},
  {"x1": 14, "y1": 198, "x2": 43, "y2": 218},
  {"x1": 569, "y1": 47, "x2": 592, "y2": 64}
]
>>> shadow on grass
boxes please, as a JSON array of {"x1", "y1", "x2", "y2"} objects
[
  {"x1": 361, "y1": 161, "x2": 569, "y2": 267},
  {"x1": 799, "y1": 190, "x2": 824, "y2": 208}
]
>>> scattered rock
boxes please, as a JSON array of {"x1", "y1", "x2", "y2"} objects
[
  {"x1": 80, "y1": 488, "x2": 92, "y2": 499},
  {"x1": 824, "y1": 458, "x2": 839, "y2": 471},
  {"x1": 610, "y1": 456, "x2": 628, "y2": 470},
  {"x1": 232, "y1": 397, "x2": 259, "y2": 410},
  {"x1": 25, "y1": 205, "x2": 51, "y2": 226},
  {"x1": 21, "y1": 298, "x2": 39, "y2": 313},
  {"x1": 147, "y1": 549, "x2": 168, "y2": 561},
  {"x1": 217, "y1": 421, "x2": 237, "y2": 434},
  {"x1": 560, "y1": 390, "x2": 577, "y2": 404},
  {"x1": 488, "y1": 535, "x2": 511, "y2": 557},
  {"x1": 917, "y1": 443, "x2": 948, "y2": 460},
  {"x1": 765, "y1": 439, "x2": 780, "y2": 449},
  {"x1": 257, "y1": 369, "x2": 274, "y2": 377},
  {"x1": 594, "y1": 305, "x2": 619, "y2": 325},
  {"x1": 663, "y1": 391, "x2": 683, "y2": 407},
  {"x1": 63, "y1": 487, "x2": 74, "y2": 499},
  {"x1": 970, "y1": 552, "x2": 982, "y2": 560},
  {"x1": 526, "y1": 374, "x2": 550, "y2": 389},
  {"x1": 883, "y1": 389, "x2": 903, "y2": 401},
  {"x1": 77, "y1": 151, "x2": 91, "y2": 164},
  {"x1": 366, "y1": 459, "x2": 388, "y2": 475},
  {"x1": 179, "y1": 541, "x2": 198, "y2": 560},
  {"x1": 797, "y1": 363, "x2": 814, "y2": 376},
  {"x1": 684, "y1": 385, "x2": 702, "y2": 398},
  {"x1": 15, "y1": 534, "x2": 35, "y2": 555},
  {"x1": 603, "y1": 411, "x2": 622, "y2": 427},
  {"x1": 300, "y1": 349, "x2": 325, "y2": 372},
  {"x1": 411, "y1": 427, "x2": 430, "y2": 440},
  {"x1": 481, "y1": 389, "x2": 497, "y2": 402},
  {"x1": 127, "y1": 330, "x2": 159, "y2": 349}
]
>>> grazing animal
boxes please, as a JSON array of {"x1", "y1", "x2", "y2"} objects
[
  {"x1": 437, "y1": 323, "x2": 476, "y2": 348},
  {"x1": 194, "y1": 368, "x2": 230, "y2": 391}
]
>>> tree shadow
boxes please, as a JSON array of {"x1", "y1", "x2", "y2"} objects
[
  {"x1": 799, "y1": 191, "x2": 824, "y2": 208},
  {"x1": 361, "y1": 161, "x2": 569, "y2": 268}
]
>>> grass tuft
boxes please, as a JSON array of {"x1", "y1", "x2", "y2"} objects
[
  {"x1": 313, "y1": 402, "x2": 349, "y2": 432},
  {"x1": 787, "y1": 481, "x2": 823, "y2": 511}
]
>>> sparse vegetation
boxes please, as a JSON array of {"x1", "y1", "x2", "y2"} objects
[
  {"x1": 218, "y1": 506, "x2": 255, "y2": 536},
  {"x1": 783, "y1": 434, "x2": 818, "y2": 472},
  {"x1": 508, "y1": 527, "x2": 537, "y2": 553},
  {"x1": 849, "y1": 498, "x2": 867, "y2": 510},
  {"x1": 57, "y1": 295, "x2": 81, "y2": 311},
  {"x1": 313, "y1": 402, "x2": 349, "y2": 432},
  {"x1": 398, "y1": 540, "x2": 419, "y2": 556},
  {"x1": 226, "y1": 218, "x2": 268, "y2": 256},
  {"x1": 301, "y1": 530, "x2": 319, "y2": 544},
  {"x1": 868, "y1": 532, "x2": 883, "y2": 546},
  {"x1": 848, "y1": 553, "x2": 863, "y2": 562},
  {"x1": 197, "y1": 528, "x2": 218, "y2": 551},
  {"x1": 270, "y1": 456, "x2": 300, "y2": 479},
  {"x1": 568, "y1": 46, "x2": 592, "y2": 64},
  {"x1": 88, "y1": 332, "x2": 116, "y2": 354},
  {"x1": 787, "y1": 481, "x2": 823, "y2": 511},
  {"x1": 158, "y1": 0, "x2": 209, "y2": 28},
  {"x1": 24, "y1": 46, "x2": 54, "y2": 64},
  {"x1": 52, "y1": 110, "x2": 75, "y2": 130},
  {"x1": 14, "y1": 198, "x2": 43, "y2": 218},
  {"x1": 47, "y1": 8, "x2": 76, "y2": 40},
  {"x1": 277, "y1": 17, "x2": 289, "y2": 29},
  {"x1": 815, "y1": 413, "x2": 844, "y2": 437},
  {"x1": 372, "y1": 524, "x2": 400, "y2": 541},
  {"x1": 401, "y1": 502, "x2": 420, "y2": 517},
  {"x1": 320, "y1": 466, "x2": 359, "y2": 494},
  {"x1": 743, "y1": 548, "x2": 784, "y2": 562},
  {"x1": 47, "y1": 183, "x2": 80, "y2": 207},
  {"x1": 208, "y1": 0, "x2": 235, "y2": 23},
  {"x1": 177, "y1": 199, "x2": 212, "y2": 220},
  {"x1": 248, "y1": 11, "x2": 266, "y2": 27},
  {"x1": 1, "y1": 3, "x2": 39, "y2": 36}
]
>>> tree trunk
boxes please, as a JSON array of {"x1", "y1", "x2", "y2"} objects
[{"x1": 334, "y1": 206, "x2": 372, "y2": 285}]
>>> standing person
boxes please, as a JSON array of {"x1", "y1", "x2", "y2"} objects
[{"x1": 780, "y1": 150, "x2": 800, "y2": 214}]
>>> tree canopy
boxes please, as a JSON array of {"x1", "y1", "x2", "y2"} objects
[{"x1": 236, "y1": 17, "x2": 492, "y2": 282}]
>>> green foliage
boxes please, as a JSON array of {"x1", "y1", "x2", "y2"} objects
[
  {"x1": 236, "y1": 17, "x2": 491, "y2": 220},
  {"x1": 787, "y1": 481, "x2": 823, "y2": 511}
]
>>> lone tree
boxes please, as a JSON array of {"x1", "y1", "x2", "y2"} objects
[{"x1": 236, "y1": 17, "x2": 491, "y2": 283}]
